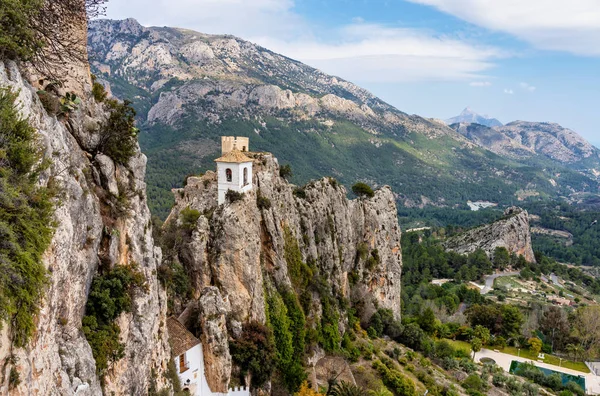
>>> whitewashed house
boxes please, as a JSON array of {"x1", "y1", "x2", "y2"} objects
[{"x1": 167, "y1": 317, "x2": 249, "y2": 396}]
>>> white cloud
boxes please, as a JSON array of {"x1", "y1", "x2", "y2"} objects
[
  {"x1": 406, "y1": 0, "x2": 600, "y2": 56},
  {"x1": 520, "y1": 82, "x2": 536, "y2": 92},
  {"x1": 103, "y1": 0, "x2": 505, "y2": 83},
  {"x1": 504, "y1": 88, "x2": 514, "y2": 94},
  {"x1": 469, "y1": 81, "x2": 492, "y2": 87},
  {"x1": 255, "y1": 23, "x2": 505, "y2": 82}
]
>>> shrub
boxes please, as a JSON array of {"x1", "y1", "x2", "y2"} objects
[
  {"x1": 179, "y1": 207, "x2": 201, "y2": 232},
  {"x1": 372, "y1": 360, "x2": 416, "y2": 396},
  {"x1": 157, "y1": 261, "x2": 190, "y2": 301},
  {"x1": 97, "y1": 99, "x2": 139, "y2": 165},
  {"x1": 279, "y1": 164, "x2": 292, "y2": 179},
  {"x1": 257, "y1": 192, "x2": 271, "y2": 210},
  {"x1": 462, "y1": 374, "x2": 484, "y2": 392},
  {"x1": 352, "y1": 182, "x2": 375, "y2": 198},
  {"x1": 329, "y1": 381, "x2": 365, "y2": 396},
  {"x1": 230, "y1": 321, "x2": 276, "y2": 388},
  {"x1": 293, "y1": 187, "x2": 306, "y2": 199},
  {"x1": 225, "y1": 189, "x2": 244, "y2": 203},
  {"x1": 9, "y1": 365, "x2": 20, "y2": 390},
  {"x1": 91, "y1": 76, "x2": 108, "y2": 102},
  {"x1": 0, "y1": 0, "x2": 43, "y2": 60},
  {"x1": 492, "y1": 373, "x2": 507, "y2": 387},
  {"x1": 0, "y1": 89, "x2": 54, "y2": 347},
  {"x1": 82, "y1": 265, "x2": 146, "y2": 377}
]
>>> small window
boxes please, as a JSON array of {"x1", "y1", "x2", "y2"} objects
[
  {"x1": 179, "y1": 354, "x2": 187, "y2": 373},
  {"x1": 242, "y1": 146, "x2": 247, "y2": 152},
  {"x1": 226, "y1": 168, "x2": 232, "y2": 182},
  {"x1": 243, "y1": 168, "x2": 248, "y2": 185}
]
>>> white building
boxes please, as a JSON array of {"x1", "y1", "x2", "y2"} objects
[
  {"x1": 215, "y1": 137, "x2": 253, "y2": 205},
  {"x1": 167, "y1": 317, "x2": 249, "y2": 396}
]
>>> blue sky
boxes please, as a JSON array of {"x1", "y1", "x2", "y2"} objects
[{"x1": 105, "y1": 0, "x2": 600, "y2": 146}]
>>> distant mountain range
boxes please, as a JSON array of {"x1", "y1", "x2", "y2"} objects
[
  {"x1": 445, "y1": 107, "x2": 503, "y2": 127},
  {"x1": 87, "y1": 19, "x2": 600, "y2": 218}
]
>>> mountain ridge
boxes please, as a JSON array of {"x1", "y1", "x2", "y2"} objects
[
  {"x1": 446, "y1": 107, "x2": 503, "y2": 127},
  {"x1": 88, "y1": 18, "x2": 600, "y2": 218}
]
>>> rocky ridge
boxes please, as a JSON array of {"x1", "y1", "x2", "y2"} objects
[
  {"x1": 443, "y1": 207, "x2": 536, "y2": 263},
  {"x1": 0, "y1": 61, "x2": 169, "y2": 395},
  {"x1": 166, "y1": 152, "x2": 403, "y2": 391}
]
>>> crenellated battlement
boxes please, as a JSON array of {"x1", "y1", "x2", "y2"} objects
[{"x1": 221, "y1": 136, "x2": 249, "y2": 154}]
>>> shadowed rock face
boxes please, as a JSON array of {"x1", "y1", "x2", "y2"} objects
[
  {"x1": 443, "y1": 207, "x2": 536, "y2": 264},
  {"x1": 167, "y1": 152, "x2": 403, "y2": 389},
  {"x1": 0, "y1": 60, "x2": 170, "y2": 395}
]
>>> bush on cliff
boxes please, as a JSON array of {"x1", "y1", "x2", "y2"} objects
[
  {"x1": 0, "y1": 89, "x2": 54, "y2": 347},
  {"x1": 229, "y1": 321, "x2": 276, "y2": 388},
  {"x1": 97, "y1": 99, "x2": 139, "y2": 165},
  {"x1": 82, "y1": 264, "x2": 146, "y2": 377},
  {"x1": 352, "y1": 182, "x2": 375, "y2": 198}
]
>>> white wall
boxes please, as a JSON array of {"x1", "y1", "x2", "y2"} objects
[
  {"x1": 177, "y1": 343, "x2": 249, "y2": 396},
  {"x1": 217, "y1": 161, "x2": 253, "y2": 204}
]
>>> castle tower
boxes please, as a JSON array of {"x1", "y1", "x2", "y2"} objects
[
  {"x1": 215, "y1": 137, "x2": 253, "y2": 204},
  {"x1": 221, "y1": 136, "x2": 249, "y2": 155}
]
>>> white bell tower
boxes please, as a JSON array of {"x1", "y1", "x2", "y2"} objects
[{"x1": 215, "y1": 137, "x2": 253, "y2": 204}]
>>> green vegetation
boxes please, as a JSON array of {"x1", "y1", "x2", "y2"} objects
[
  {"x1": 352, "y1": 182, "x2": 375, "y2": 198},
  {"x1": 279, "y1": 164, "x2": 292, "y2": 179},
  {"x1": 97, "y1": 99, "x2": 139, "y2": 165},
  {"x1": 225, "y1": 189, "x2": 244, "y2": 203},
  {"x1": 82, "y1": 265, "x2": 147, "y2": 378},
  {"x1": 0, "y1": 89, "x2": 54, "y2": 347},
  {"x1": 91, "y1": 75, "x2": 108, "y2": 103},
  {"x1": 0, "y1": 0, "x2": 43, "y2": 60},
  {"x1": 229, "y1": 321, "x2": 276, "y2": 388}
]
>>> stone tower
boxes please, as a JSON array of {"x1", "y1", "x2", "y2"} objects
[{"x1": 215, "y1": 137, "x2": 253, "y2": 204}]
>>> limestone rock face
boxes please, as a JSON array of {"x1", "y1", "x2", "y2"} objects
[
  {"x1": 0, "y1": 60, "x2": 170, "y2": 395},
  {"x1": 444, "y1": 207, "x2": 536, "y2": 263},
  {"x1": 198, "y1": 287, "x2": 232, "y2": 393},
  {"x1": 168, "y1": 152, "x2": 403, "y2": 337}
]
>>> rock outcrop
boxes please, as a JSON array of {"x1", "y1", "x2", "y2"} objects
[
  {"x1": 166, "y1": 152, "x2": 403, "y2": 387},
  {"x1": 443, "y1": 207, "x2": 536, "y2": 263},
  {"x1": 198, "y1": 287, "x2": 233, "y2": 393},
  {"x1": 0, "y1": 59, "x2": 170, "y2": 394}
]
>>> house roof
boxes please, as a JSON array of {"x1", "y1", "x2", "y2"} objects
[
  {"x1": 215, "y1": 149, "x2": 253, "y2": 163},
  {"x1": 167, "y1": 317, "x2": 201, "y2": 357}
]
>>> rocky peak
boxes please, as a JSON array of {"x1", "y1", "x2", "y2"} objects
[
  {"x1": 445, "y1": 107, "x2": 503, "y2": 128},
  {"x1": 443, "y1": 207, "x2": 536, "y2": 263},
  {"x1": 166, "y1": 150, "x2": 403, "y2": 389}
]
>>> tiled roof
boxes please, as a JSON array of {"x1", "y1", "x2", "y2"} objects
[
  {"x1": 215, "y1": 149, "x2": 253, "y2": 163},
  {"x1": 167, "y1": 317, "x2": 201, "y2": 357}
]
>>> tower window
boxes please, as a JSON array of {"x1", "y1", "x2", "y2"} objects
[
  {"x1": 242, "y1": 146, "x2": 247, "y2": 152},
  {"x1": 226, "y1": 168, "x2": 232, "y2": 182},
  {"x1": 243, "y1": 168, "x2": 248, "y2": 185}
]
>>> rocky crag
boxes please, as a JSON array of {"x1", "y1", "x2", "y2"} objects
[
  {"x1": 165, "y1": 152, "x2": 403, "y2": 391},
  {"x1": 443, "y1": 207, "x2": 536, "y2": 263},
  {"x1": 0, "y1": 45, "x2": 169, "y2": 396}
]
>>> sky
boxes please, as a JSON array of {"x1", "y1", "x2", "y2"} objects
[{"x1": 104, "y1": 0, "x2": 600, "y2": 147}]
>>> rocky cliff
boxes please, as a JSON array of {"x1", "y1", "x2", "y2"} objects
[
  {"x1": 443, "y1": 207, "x2": 536, "y2": 263},
  {"x1": 0, "y1": 59, "x2": 170, "y2": 394},
  {"x1": 165, "y1": 152, "x2": 403, "y2": 391}
]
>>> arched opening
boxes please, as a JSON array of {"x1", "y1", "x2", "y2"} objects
[
  {"x1": 243, "y1": 167, "x2": 248, "y2": 185},
  {"x1": 226, "y1": 168, "x2": 232, "y2": 182}
]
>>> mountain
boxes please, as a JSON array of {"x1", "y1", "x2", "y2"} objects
[
  {"x1": 445, "y1": 107, "x2": 503, "y2": 127},
  {"x1": 87, "y1": 19, "x2": 600, "y2": 218},
  {"x1": 450, "y1": 121, "x2": 600, "y2": 181}
]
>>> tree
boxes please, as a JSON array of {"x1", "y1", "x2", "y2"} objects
[
  {"x1": 229, "y1": 321, "x2": 276, "y2": 388},
  {"x1": 528, "y1": 337, "x2": 542, "y2": 356},
  {"x1": 500, "y1": 304, "x2": 524, "y2": 337},
  {"x1": 351, "y1": 182, "x2": 374, "y2": 198},
  {"x1": 571, "y1": 306, "x2": 600, "y2": 359},
  {"x1": 470, "y1": 337, "x2": 483, "y2": 360},
  {"x1": 329, "y1": 381, "x2": 364, "y2": 396},
  {"x1": 493, "y1": 247, "x2": 511, "y2": 270},
  {"x1": 539, "y1": 306, "x2": 569, "y2": 352},
  {"x1": 295, "y1": 381, "x2": 321, "y2": 396},
  {"x1": 279, "y1": 164, "x2": 292, "y2": 179},
  {"x1": 473, "y1": 325, "x2": 491, "y2": 345},
  {"x1": 418, "y1": 307, "x2": 437, "y2": 334}
]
